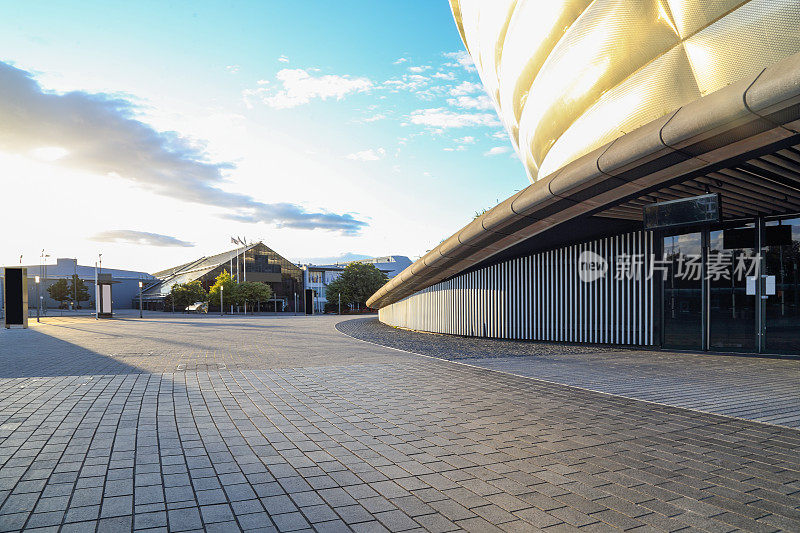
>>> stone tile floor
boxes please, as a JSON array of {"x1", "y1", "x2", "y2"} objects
[
  {"x1": 0, "y1": 314, "x2": 798, "y2": 532},
  {"x1": 337, "y1": 318, "x2": 800, "y2": 428}
]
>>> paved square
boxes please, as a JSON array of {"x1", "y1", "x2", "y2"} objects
[{"x1": 1, "y1": 315, "x2": 799, "y2": 532}]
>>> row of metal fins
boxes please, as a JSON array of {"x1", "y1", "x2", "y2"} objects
[{"x1": 379, "y1": 230, "x2": 655, "y2": 345}]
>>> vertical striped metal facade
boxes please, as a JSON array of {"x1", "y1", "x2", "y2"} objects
[{"x1": 379, "y1": 230, "x2": 656, "y2": 345}]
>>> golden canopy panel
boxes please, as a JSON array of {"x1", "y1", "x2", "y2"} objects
[{"x1": 450, "y1": 0, "x2": 800, "y2": 183}]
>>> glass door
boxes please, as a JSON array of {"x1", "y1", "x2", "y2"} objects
[
  {"x1": 764, "y1": 218, "x2": 800, "y2": 354},
  {"x1": 663, "y1": 232, "x2": 703, "y2": 349},
  {"x1": 708, "y1": 227, "x2": 757, "y2": 352}
]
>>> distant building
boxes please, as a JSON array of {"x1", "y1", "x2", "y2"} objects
[
  {"x1": 319, "y1": 255, "x2": 411, "y2": 279},
  {"x1": 302, "y1": 260, "x2": 395, "y2": 312},
  {"x1": 143, "y1": 242, "x2": 304, "y2": 311},
  {"x1": 302, "y1": 265, "x2": 344, "y2": 313},
  {"x1": 13, "y1": 258, "x2": 153, "y2": 310}
]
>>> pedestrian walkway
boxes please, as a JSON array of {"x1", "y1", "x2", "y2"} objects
[
  {"x1": 338, "y1": 318, "x2": 800, "y2": 428},
  {"x1": 0, "y1": 315, "x2": 798, "y2": 531}
]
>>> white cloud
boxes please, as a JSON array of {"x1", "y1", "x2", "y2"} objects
[
  {"x1": 492, "y1": 130, "x2": 508, "y2": 139},
  {"x1": 383, "y1": 74, "x2": 429, "y2": 93},
  {"x1": 0, "y1": 61, "x2": 367, "y2": 234},
  {"x1": 443, "y1": 51, "x2": 476, "y2": 72},
  {"x1": 408, "y1": 65, "x2": 430, "y2": 73},
  {"x1": 393, "y1": 57, "x2": 409, "y2": 64},
  {"x1": 432, "y1": 71, "x2": 456, "y2": 80},
  {"x1": 278, "y1": 55, "x2": 289, "y2": 63},
  {"x1": 30, "y1": 146, "x2": 69, "y2": 161},
  {"x1": 447, "y1": 95, "x2": 494, "y2": 110},
  {"x1": 346, "y1": 148, "x2": 386, "y2": 161},
  {"x1": 91, "y1": 230, "x2": 195, "y2": 247},
  {"x1": 409, "y1": 108, "x2": 500, "y2": 129},
  {"x1": 449, "y1": 81, "x2": 483, "y2": 96},
  {"x1": 484, "y1": 146, "x2": 511, "y2": 156},
  {"x1": 361, "y1": 114, "x2": 386, "y2": 123},
  {"x1": 443, "y1": 146, "x2": 467, "y2": 152},
  {"x1": 248, "y1": 68, "x2": 373, "y2": 109},
  {"x1": 225, "y1": 65, "x2": 240, "y2": 74},
  {"x1": 454, "y1": 136, "x2": 475, "y2": 144}
]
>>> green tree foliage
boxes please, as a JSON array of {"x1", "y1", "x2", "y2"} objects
[
  {"x1": 208, "y1": 270, "x2": 236, "y2": 310},
  {"x1": 68, "y1": 275, "x2": 91, "y2": 308},
  {"x1": 170, "y1": 280, "x2": 208, "y2": 311},
  {"x1": 324, "y1": 263, "x2": 388, "y2": 309},
  {"x1": 233, "y1": 281, "x2": 273, "y2": 306},
  {"x1": 47, "y1": 279, "x2": 71, "y2": 305}
]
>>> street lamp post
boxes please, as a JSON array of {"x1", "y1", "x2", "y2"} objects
[
  {"x1": 138, "y1": 281, "x2": 143, "y2": 318},
  {"x1": 41, "y1": 250, "x2": 50, "y2": 316},
  {"x1": 338, "y1": 293, "x2": 341, "y2": 315},
  {"x1": 35, "y1": 276, "x2": 40, "y2": 322},
  {"x1": 220, "y1": 285, "x2": 224, "y2": 316}
]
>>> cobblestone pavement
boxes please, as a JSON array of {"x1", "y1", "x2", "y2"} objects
[
  {"x1": 337, "y1": 318, "x2": 800, "y2": 429},
  {"x1": 0, "y1": 315, "x2": 798, "y2": 532}
]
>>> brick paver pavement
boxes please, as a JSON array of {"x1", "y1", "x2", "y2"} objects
[
  {"x1": 338, "y1": 318, "x2": 800, "y2": 428},
  {"x1": 0, "y1": 314, "x2": 799, "y2": 532}
]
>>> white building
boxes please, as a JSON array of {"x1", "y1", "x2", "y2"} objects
[
  {"x1": 302, "y1": 265, "x2": 344, "y2": 313},
  {"x1": 302, "y1": 260, "x2": 396, "y2": 313}
]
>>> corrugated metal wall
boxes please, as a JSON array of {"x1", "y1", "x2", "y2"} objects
[{"x1": 379, "y1": 230, "x2": 655, "y2": 345}]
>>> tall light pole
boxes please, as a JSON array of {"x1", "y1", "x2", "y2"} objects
[
  {"x1": 94, "y1": 261, "x2": 98, "y2": 320},
  {"x1": 220, "y1": 285, "x2": 224, "y2": 316},
  {"x1": 40, "y1": 250, "x2": 50, "y2": 316},
  {"x1": 138, "y1": 281, "x2": 143, "y2": 318},
  {"x1": 338, "y1": 293, "x2": 341, "y2": 315},
  {"x1": 35, "y1": 276, "x2": 40, "y2": 322}
]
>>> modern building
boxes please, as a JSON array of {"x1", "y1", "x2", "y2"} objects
[
  {"x1": 302, "y1": 260, "x2": 396, "y2": 313},
  {"x1": 318, "y1": 256, "x2": 412, "y2": 279},
  {"x1": 368, "y1": 1, "x2": 800, "y2": 355},
  {"x1": 350, "y1": 256, "x2": 412, "y2": 279},
  {"x1": 1, "y1": 258, "x2": 153, "y2": 311},
  {"x1": 143, "y1": 242, "x2": 304, "y2": 311},
  {"x1": 302, "y1": 265, "x2": 345, "y2": 313}
]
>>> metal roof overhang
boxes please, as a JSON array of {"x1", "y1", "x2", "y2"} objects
[{"x1": 367, "y1": 52, "x2": 800, "y2": 309}]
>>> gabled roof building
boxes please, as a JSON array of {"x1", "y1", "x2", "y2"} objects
[{"x1": 144, "y1": 242, "x2": 304, "y2": 311}]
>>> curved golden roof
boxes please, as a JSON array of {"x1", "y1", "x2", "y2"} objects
[{"x1": 449, "y1": 0, "x2": 800, "y2": 182}]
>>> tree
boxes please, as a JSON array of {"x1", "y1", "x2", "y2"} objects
[
  {"x1": 47, "y1": 279, "x2": 71, "y2": 306},
  {"x1": 233, "y1": 282, "x2": 273, "y2": 308},
  {"x1": 208, "y1": 270, "x2": 236, "y2": 311},
  {"x1": 68, "y1": 275, "x2": 91, "y2": 308},
  {"x1": 324, "y1": 263, "x2": 388, "y2": 310},
  {"x1": 171, "y1": 280, "x2": 207, "y2": 311}
]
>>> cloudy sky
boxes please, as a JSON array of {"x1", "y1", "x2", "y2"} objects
[{"x1": 0, "y1": 1, "x2": 525, "y2": 272}]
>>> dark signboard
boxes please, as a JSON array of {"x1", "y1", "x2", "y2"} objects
[
  {"x1": 724, "y1": 224, "x2": 793, "y2": 249},
  {"x1": 304, "y1": 288, "x2": 314, "y2": 315},
  {"x1": 3, "y1": 267, "x2": 27, "y2": 327},
  {"x1": 643, "y1": 194, "x2": 721, "y2": 231}
]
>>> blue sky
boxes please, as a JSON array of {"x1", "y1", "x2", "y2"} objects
[{"x1": 0, "y1": 1, "x2": 526, "y2": 271}]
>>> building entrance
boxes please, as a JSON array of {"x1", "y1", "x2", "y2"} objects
[
  {"x1": 662, "y1": 217, "x2": 800, "y2": 355},
  {"x1": 708, "y1": 225, "x2": 757, "y2": 352},
  {"x1": 764, "y1": 218, "x2": 800, "y2": 354}
]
